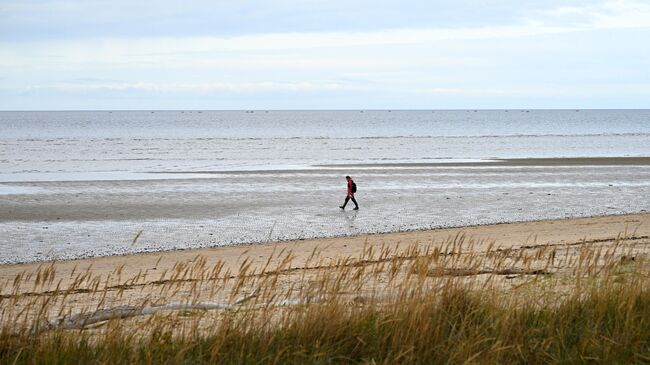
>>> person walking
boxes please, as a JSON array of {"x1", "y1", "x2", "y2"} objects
[{"x1": 339, "y1": 176, "x2": 359, "y2": 210}]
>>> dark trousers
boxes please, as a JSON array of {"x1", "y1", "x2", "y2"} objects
[{"x1": 342, "y1": 195, "x2": 359, "y2": 209}]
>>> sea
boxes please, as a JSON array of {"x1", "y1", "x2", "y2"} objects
[{"x1": 1, "y1": 110, "x2": 649, "y2": 263}]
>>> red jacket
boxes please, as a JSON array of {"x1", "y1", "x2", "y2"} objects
[{"x1": 347, "y1": 179, "x2": 354, "y2": 196}]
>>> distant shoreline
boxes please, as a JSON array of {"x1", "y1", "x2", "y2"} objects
[
  {"x1": 2, "y1": 108, "x2": 650, "y2": 112},
  {"x1": 150, "y1": 157, "x2": 650, "y2": 175},
  {"x1": 313, "y1": 156, "x2": 650, "y2": 168},
  {"x1": 2, "y1": 156, "x2": 649, "y2": 183}
]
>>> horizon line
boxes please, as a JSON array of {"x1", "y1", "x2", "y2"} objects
[{"x1": 2, "y1": 108, "x2": 649, "y2": 112}]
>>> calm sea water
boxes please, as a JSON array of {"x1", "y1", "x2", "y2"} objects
[{"x1": 1, "y1": 110, "x2": 649, "y2": 182}]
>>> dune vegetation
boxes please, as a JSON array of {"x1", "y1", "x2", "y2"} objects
[{"x1": 1, "y1": 233, "x2": 649, "y2": 364}]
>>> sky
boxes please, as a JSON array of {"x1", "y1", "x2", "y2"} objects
[{"x1": 1, "y1": 0, "x2": 649, "y2": 110}]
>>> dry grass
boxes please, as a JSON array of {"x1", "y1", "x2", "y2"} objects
[{"x1": 1, "y1": 233, "x2": 649, "y2": 364}]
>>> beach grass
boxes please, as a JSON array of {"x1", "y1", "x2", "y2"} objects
[{"x1": 1, "y1": 234, "x2": 649, "y2": 364}]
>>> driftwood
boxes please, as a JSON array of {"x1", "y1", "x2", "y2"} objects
[
  {"x1": 427, "y1": 268, "x2": 551, "y2": 277},
  {"x1": 35, "y1": 290, "x2": 260, "y2": 332}
]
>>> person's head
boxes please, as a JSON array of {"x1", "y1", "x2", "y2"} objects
[{"x1": 345, "y1": 176, "x2": 351, "y2": 181}]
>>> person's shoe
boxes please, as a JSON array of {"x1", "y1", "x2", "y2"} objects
[
  {"x1": 353, "y1": 207, "x2": 359, "y2": 210},
  {"x1": 339, "y1": 206, "x2": 345, "y2": 209}
]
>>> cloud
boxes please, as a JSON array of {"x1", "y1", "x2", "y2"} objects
[
  {"x1": 0, "y1": 24, "x2": 606, "y2": 73},
  {"x1": 3, "y1": 0, "x2": 649, "y2": 68},
  {"x1": 423, "y1": 88, "x2": 522, "y2": 96},
  {"x1": 1, "y1": 0, "x2": 649, "y2": 109},
  {"x1": 538, "y1": 0, "x2": 650, "y2": 28},
  {"x1": 25, "y1": 81, "x2": 358, "y2": 94}
]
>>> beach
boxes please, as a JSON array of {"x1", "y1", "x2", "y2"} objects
[
  {"x1": 1, "y1": 110, "x2": 649, "y2": 264},
  {"x1": 1, "y1": 110, "x2": 650, "y2": 363},
  {"x1": 2, "y1": 211, "x2": 649, "y2": 364},
  {"x1": 0, "y1": 212, "x2": 647, "y2": 364},
  {"x1": 2, "y1": 212, "x2": 649, "y2": 300},
  {"x1": 2, "y1": 156, "x2": 650, "y2": 263},
  {"x1": 3, "y1": 2, "x2": 650, "y2": 360}
]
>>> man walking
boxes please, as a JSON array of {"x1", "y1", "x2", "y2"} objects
[{"x1": 339, "y1": 176, "x2": 359, "y2": 210}]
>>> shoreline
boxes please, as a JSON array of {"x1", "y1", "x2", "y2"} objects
[
  {"x1": 2, "y1": 156, "x2": 649, "y2": 264},
  {"x1": 0, "y1": 211, "x2": 647, "y2": 268},
  {"x1": 317, "y1": 156, "x2": 650, "y2": 168},
  {"x1": 2, "y1": 213, "x2": 649, "y2": 289}
]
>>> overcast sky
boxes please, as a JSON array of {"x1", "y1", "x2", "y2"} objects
[{"x1": 1, "y1": 0, "x2": 649, "y2": 110}]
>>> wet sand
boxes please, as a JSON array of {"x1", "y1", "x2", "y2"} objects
[
  {"x1": 1, "y1": 157, "x2": 650, "y2": 264},
  {"x1": 318, "y1": 156, "x2": 650, "y2": 168}
]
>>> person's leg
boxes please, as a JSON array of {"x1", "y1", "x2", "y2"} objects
[
  {"x1": 340, "y1": 196, "x2": 350, "y2": 209},
  {"x1": 351, "y1": 196, "x2": 359, "y2": 209}
]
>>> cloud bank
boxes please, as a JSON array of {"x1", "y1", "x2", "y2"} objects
[{"x1": 1, "y1": 0, "x2": 649, "y2": 109}]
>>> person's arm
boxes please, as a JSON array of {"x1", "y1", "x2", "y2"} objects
[{"x1": 347, "y1": 180, "x2": 352, "y2": 195}]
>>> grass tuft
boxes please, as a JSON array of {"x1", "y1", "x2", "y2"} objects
[{"x1": 1, "y1": 233, "x2": 649, "y2": 364}]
